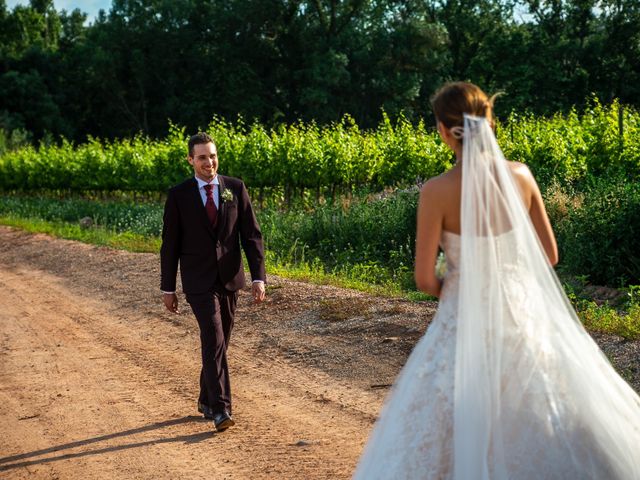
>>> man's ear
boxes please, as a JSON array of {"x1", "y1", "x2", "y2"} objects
[{"x1": 187, "y1": 155, "x2": 194, "y2": 166}]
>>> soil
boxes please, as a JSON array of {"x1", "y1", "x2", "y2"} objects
[{"x1": 0, "y1": 225, "x2": 638, "y2": 479}]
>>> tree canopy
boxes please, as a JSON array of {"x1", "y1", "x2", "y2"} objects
[{"x1": 1, "y1": 0, "x2": 639, "y2": 141}]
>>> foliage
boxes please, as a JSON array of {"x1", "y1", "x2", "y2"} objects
[
  {"x1": 2, "y1": 1, "x2": 640, "y2": 141},
  {"x1": 0, "y1": 127, "x2": 31, "y2": 155},
  {"x1": 0, "y1": 194, "x2": 164, "y2": 236},
  {"x1": 563, "y1": 277, "x2": 640, "y2": 340},
  {"x1": 0, "y1": 113, "x2": 450, "y2": 193},
  {"x1": 551, "y1": 179, "x2": 640, "y2": 286},
  {"x1": 0, "y1": 0, "x2": 450, "y2": 140},
  {"x1": 578, "y1": 301, "x2": 640, "y2": 340},
  {"x1": 260, "y1": 187, "x2": 420, "y2": 291},
  {"x1": 1, "y1": 102, "x2": 637, "y2": 195},
  {"x1": 0, "y1": 124, "x2": 191, "y2": 192},
  {"x1": 499, "y1": 99, "x2": 640, "y2": 186},
  {"x1": 0, "y1": 188, "x2": 419, "y2": 289}
]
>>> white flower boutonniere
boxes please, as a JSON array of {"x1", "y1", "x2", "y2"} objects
[{"x1": 221, "y1": 188, "x2": 234, "y2": 203}]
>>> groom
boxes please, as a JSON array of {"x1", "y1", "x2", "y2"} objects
[{"x1": 160, "y1": 132, "x2": 266, "y2": 432}]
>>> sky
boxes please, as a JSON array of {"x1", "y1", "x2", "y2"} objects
[
  {"x1": 6, "y1": 0, "x2": 111, "y2": 22},
  {"x1": 3, "y1": 1, "x2": 560, "y2": 27}
]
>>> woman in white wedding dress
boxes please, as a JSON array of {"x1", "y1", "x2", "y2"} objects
[{"x1": 353, "y1": 82, "x2": 640, "y2": 480}]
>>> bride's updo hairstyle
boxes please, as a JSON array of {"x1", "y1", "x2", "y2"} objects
[{"x1": 431, "y1": 82, "x2": 496, "y2": 140}]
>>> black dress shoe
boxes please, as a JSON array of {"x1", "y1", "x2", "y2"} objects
[
  {"x1": 197, "y1": 401, "x2": 214, "y2": 420},
  {"x1": 212, "y1": 411, "x2": 235, "y2": 432}
]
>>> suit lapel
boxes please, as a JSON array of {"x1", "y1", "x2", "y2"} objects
[
  {"x1": 215, "y1": 175, "x2": 227, "y2": 237},
  {"x1": 189, "y1": 177, "x2": 217, "y2": 239}
]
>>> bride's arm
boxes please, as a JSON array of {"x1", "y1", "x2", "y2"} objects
[
  {"x1": 529, "y1": 177, "x2": 559, "y2": 266},
  {"x1": 514, "y1": 164, "x2": 559, "y2": 266},
  {"x1": 415, "y1": 181, "x2": 443, "y2": 297}
]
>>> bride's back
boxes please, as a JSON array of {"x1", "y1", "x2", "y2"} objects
[
  {"x1": 430, "y1": 160, "x2": 534, "y2": 236},
  {"x1": 415, "y1": 82, "x2": 557, "y2": 299}
]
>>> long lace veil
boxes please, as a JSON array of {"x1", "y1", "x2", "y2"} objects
[{"x1": 454, "y1": 114, "x2": 640, "y2": 479}]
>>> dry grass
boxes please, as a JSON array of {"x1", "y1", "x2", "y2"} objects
[
  {"x1": 318, "y1": 297, "x2": 372, "y2": 322},
  {"x1": 543, "y1": 180, "x2": 584, "y2": 222}
]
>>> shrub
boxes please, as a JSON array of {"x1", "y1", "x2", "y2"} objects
[
  {"x1": 1, "y1": 101, "x2": 637, "y2": 195},
  {"x1": 554, "y1": 178, "x2": 640, "y2": 285}
]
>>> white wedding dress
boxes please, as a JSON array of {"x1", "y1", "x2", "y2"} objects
[
  {"x1": 353, "y1": 230, "x2": 463, "y2": 479},
  {"x1": 353, "y1": 116, "x2": 640, "y2": 480}
]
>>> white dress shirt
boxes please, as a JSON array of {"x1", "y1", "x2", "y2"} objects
[{"x1": 195, "y1": 175, "x2": 220, "y2": 208}]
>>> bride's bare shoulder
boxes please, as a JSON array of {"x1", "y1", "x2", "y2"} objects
[
  {"x1": 507, "y1": 160, "x2": 533, "y2": 178},
  {"x1": 507, "y1": 160, "x2": 536, "y2": 186},
  {"x1": 421, "y1": 168, "x2": 459, "y2": 193},
  {"x1": 506, "y1": 161, "x2": 539, "y2": 205}
]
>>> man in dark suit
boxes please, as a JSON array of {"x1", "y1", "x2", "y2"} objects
[{"x1": 160, "y1": 132, "x2": 266, "y2": 432}]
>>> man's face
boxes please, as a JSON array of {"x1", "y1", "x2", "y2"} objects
[{"x1": 188, "y1": 142, "x2": 218, "y2": 182}]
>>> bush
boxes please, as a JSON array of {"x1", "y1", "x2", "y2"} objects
[
  {"x1": 554, "y1": 178, "x2": 640, "y2": 285},
  {"x1": 1, "y1": 101, "x2": 637, "y2": 195},
  {"x1": 0, "y1": 195, "x2": 163, "y2": 237},
  {"x1": 499, "y1": 99, "x2": 640, "y2": 189},
  {"x1": 1, "y1": 175, "x2": 638, "y2": 290},
  {"x1": 258, "y1": 187, "x2": 420, "y2": 287}
]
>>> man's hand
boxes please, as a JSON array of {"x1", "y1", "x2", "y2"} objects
[
  {"x1": 163, "y1": 293, "x2": 179, "y2": 314},
  {"x1": 252, "y1": 282, "x2": 266, "y2": 304}
]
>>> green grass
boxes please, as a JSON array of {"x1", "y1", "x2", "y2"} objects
[
  {"x1": 0, "y1": 215, "x2": 160, "y2": 253},
  {"x1": 264, "y1": 250, "x2": 434, "y2": 300},
  {"x1": 0, "y1": 213, "x2": 433, "y2": 301},
  {"x1": 578, "y1": 301, "x2": 640, "y2": 340}
]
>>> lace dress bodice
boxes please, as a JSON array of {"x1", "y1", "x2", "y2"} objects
[{"x1": 438, "y1": 230, "x2": 461, "y2": 301}]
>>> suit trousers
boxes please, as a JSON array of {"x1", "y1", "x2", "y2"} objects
[{"x1": 186, "y1": 286, "x2": 238, "y2": 414}]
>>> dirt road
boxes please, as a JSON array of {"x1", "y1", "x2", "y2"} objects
[
  {"x1": 0, "y1": 226, "x2": 436, "y2": 479},
  {"x1": 0, "y1": 226, "x2": 637, "y2": 479}
]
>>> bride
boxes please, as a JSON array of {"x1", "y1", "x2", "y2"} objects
[{"x1": 353, "y1": 82, "x2": 640, "y2": 479}]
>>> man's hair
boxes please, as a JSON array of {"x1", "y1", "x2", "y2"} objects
[{"x1": 188, "y1": 132, "x2": 215, "y2": 157}]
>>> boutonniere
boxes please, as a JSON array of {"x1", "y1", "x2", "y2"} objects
[{"x1": 221, "y1": 188, "x2": 234, "y2": 203}]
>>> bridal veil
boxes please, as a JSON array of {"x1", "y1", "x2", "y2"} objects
[
  {"x1": 454, "y1": 114, "x2": 640, "y2": 479},
  {"x1": 353, "y1": 114, "x2": 640, "y2": 480}
]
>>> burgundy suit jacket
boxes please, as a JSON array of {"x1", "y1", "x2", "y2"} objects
[{"x1": 160, "y1": 175, "x2": 266, "y2": 294}]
